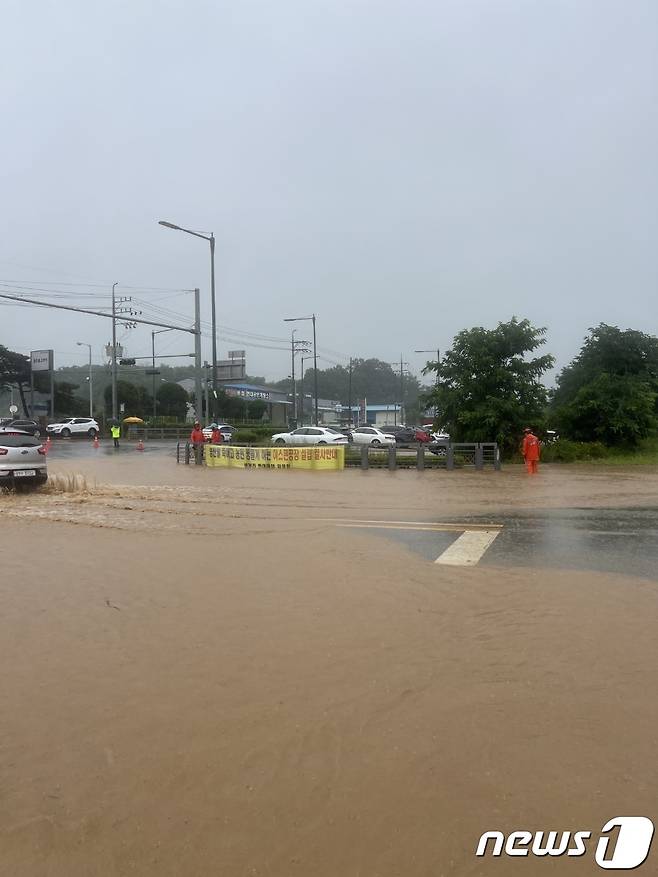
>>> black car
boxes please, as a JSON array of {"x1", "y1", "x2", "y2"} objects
[
  {"x1": 391, "y1": 427, "x2": 418, "y2": 446},
  {"x1": 0, "y1": 418, "x2": 42, "y2": 437}
]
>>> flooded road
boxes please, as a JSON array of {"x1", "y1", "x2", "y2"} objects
[{"x1": 2, "y1": 450, "x2": 658, "y2": 875}]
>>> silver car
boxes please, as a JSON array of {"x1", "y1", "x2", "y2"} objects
[{"x1": 0, "y1": 430, "x2": 48, "y2": 488}]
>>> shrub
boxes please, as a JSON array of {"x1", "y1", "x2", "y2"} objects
[
  {"x1": 231, "y1": 429, "x2": 261, "y2": 444},
  {"x1": 540, "y1": 439, "x2": 608, "y2": 463}
]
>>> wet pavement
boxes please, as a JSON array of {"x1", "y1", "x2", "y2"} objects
[
  {"x1": 37, "y1": 441, "x2": 658, "y2": 580},
  {"x1": 363, "y1": 507, "x2": 658, "y2": 580}
]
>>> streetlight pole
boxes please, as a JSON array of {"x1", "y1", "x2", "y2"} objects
[
  {"x1": 76, "y1": 342, "x2": 93, "y2": 417},
  {"x1": 290, "y1": 328, "x2": 297, "y2": 425},
  {"x1": 299, "y1": 355, "x2": 312, "y2": 426},
  {"x1": 152, "y1": 328, "x2": 175, "y2": 419},
  {"x1": 284, "y1": 315, "x2": 319, "y2": 425},
  {"x1": 158, "y1": 220, "x2": 217, "y2": 418},
  {"x1": 111, "y1": 282, "x2": 119, "y2": 422}
]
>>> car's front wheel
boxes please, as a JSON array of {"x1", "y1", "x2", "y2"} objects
[
  {"x1": 88, "y1": 428, "x2": 97, "y2": 437},
  {"x1": 61, "y1": 428, "x2": 71, "y2": 438},
  {"x1": 274, "y1": 438, "x2": 286, "y2": 445},
  {"x1": 371, "y1": 439, "x2": 381, "y2": 446},
  {"x1": 318, "y1": 441, "x2": 327, "y2": 445}
]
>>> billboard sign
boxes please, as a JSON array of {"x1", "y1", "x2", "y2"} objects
[{"x1": 31, "y1": 350, "x2": 53, "y2": 372}]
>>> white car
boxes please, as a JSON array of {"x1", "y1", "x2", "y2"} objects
[
  {"x1": 271, "y1": 427, "x2": 349, "y2": 446},
  {"x1": 348, "y1": 426, "x2": 396, "y2": 447},
  {"x1": 0, "y1": 431, "x2": 48, "y2": 487},
  {"x1": 46, "y1": 417, "x2": 100, "y2": 438},
  {"x1": 202, "y1": 424, "x2": 235, "y2": 441}
]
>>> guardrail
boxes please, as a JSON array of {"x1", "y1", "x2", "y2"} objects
[{"x1": 176, "y1": 441, "x2": 501, "y2": 470}]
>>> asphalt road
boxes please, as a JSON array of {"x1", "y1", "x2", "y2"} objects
[
  {"x1": 361, "y1": 507, "x2": 658, "y2": 580},
  {"x1": 40, "y1": 439, "x2": 658, "y2": 580}
]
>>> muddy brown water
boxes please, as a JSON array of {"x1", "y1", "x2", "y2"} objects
[{"x1": 2, "y1": 456, "x2": 658, "y2": 876}]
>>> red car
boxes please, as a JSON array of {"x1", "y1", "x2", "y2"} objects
[{"x1": 414, "y1": 427, "x2": 431, "y2": 443}]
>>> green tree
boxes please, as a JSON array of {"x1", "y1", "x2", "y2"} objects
[
  {"x1": 425, "y1": 318, "x2": 554, "y2": 452},
  {"x1": 0, "y1": 345, "x2": 31, "y2": 416},
  {"x1": 550, "y1": 324, "x2": 658, "y2": 446},
  {"x1": 103, "y1": 381, "x2": 153, "y2": 419},
  {"x1": 54, "y1": 382, "x2": 87, "y2": 417},
  {"x1": 156, "y1": 382, "x2": 188, "y2": 419}
]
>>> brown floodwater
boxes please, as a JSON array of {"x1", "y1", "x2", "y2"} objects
[{"x1": 2, "y1": 454, "x2": 658, "y2": 875}]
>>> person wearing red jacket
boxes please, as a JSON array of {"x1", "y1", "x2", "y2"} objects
[
  {"x1": 190, "y1": 421, "x2": 205, "y2": 464},
  {"x1": 522, "y1": 427, "x2": 540, "y2": 474},
  {"x1": 210, "y1": 423, "x2": 223, "y2": 444}
]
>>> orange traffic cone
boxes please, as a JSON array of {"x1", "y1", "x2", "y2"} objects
[
  {"x1": 93, "y1": 434, "x2": 100, "y2": 448},
  {"x1": 44, "y1": 436, "x2": 52, "y2": 454},
  {"x1": 136, "y1": 439, "x2": 144, "y2": 452}
]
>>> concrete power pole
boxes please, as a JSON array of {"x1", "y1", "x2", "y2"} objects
[
  {"x1": 194, "y1": 288, "x2": 203, "y2": 424},
  {"x1": 111, "y1": 282, "x2": 119, "y2": 421}
]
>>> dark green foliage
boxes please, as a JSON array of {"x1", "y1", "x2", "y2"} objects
[
  {"x1": 0, "y1": 344, "x2": 31, "y2": 416},
  {"x1": 538, "y1": 439, "x2": 608, "y2": 463},
  {"x1": 424, "y1": 318, "x2": 554, "y2": 452},
  {"x1": 156, "y1": 382, "x2": 188, "y2": 419},
  {"x1": 53, "y1": 382, "x2": 87, "y2": 417},
  {"x1": 551, "y1": 325, "x2": 658, "y2": 446},
  {"x1": 103, "y1": 381, "x2": 153, "y2": 419}
]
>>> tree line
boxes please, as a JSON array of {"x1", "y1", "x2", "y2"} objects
[{"x1": 2, "y1": 318, "x2": 658, "y2": 451}]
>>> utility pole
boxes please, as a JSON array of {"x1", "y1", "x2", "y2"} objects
[
  {"x1": 194, "y1": 288, "x2": 203, "y2": 425},
  {"x1": 347, "y1": 357, "x2": 353, "y2": 428},
  {"x1": 111, "y1": 282, "x2": 118, "y2": 421},
  {"x1": 391, "y1": 356, "x2": 409, "y2": 425},
  {"x1": 76, "y1": 342, "x2": 93, "y2": 417},
  {"x1": 209, "y1": 234, "x2": 217, "y2": 417},
  {"x1": 204, "y1": 361, "x2": 210, "y2": 423},
  {"x1": 151, "y1": 332, "x2": 157, "y2": 419},
  {"x1": 312, "y1": 314, "x2": 318, "y2": 426},
  {"x1": 291, "y1": 328, "x2": 297, "y2": 424}
]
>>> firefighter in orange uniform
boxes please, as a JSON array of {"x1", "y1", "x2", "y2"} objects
[
  {"x1": 522, "y1": 427, "x2": 540, "y2": 474},
  {"x1": 190, "y1": 420, "x2": 205, "y2": 464}
]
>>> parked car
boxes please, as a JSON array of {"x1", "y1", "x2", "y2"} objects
[
  {"x1": 428, "y1": 432, "x2": 450, "y2": 456},
  {"x1": 46, "y1": 417, "x2": 100, "y2": 438},
  {"x1": 0, "y1": 418, "x2": 42, "y2": 437},
  {"x1": 413, "y1": 427, "x2": 431, "y2": 443},
  {"x1": 347, "y1": 426, "x2": 396, "y2": 447},
  {"x1": 271, "y1": 427, "x2": 348, "y2": 446},
  {"x1": 202, "y1": 424, "x2": 236, "y2": 441},
  {"x1": 390, "y1": 426, "x2": 420, "y2": 446},
  {"x1": 0, "y1": 431, "x2": 48, "y2": 488}
]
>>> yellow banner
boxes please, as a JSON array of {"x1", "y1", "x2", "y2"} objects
[{"x1": 205, "y1": 444, "x2": 345, "y2": 470}]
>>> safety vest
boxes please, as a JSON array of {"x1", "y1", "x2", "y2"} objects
[{"x1": 111, "y1": 426, "x2": 120, "y2": 438}]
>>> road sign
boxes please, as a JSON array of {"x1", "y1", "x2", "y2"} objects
[
  {"x1": 228, "y1": 350, "x2": 246, "y2": 358},
  {"x1": 9, "y1": 404, "x2": 18, "y2": 414},
  {"x1": 31, "y1": 349, "x2": 53, "y2": 372}
]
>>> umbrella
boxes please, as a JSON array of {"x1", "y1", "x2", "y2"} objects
[{"x1": 122, "y1": 416, "x2": 145, "y2": 424}]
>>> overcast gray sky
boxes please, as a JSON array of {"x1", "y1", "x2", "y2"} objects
[{"x1": 1, "y1": 0, "x2": 656, "y2": 382}]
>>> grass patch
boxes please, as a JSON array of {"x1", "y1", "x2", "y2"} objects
[{"x1": 538, "y1": 437, "x2": 658, "y2": 465}]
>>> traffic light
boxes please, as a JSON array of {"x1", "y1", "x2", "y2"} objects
[{"x1": 119, "y1": 358, "x2": 136, "y2": 366}]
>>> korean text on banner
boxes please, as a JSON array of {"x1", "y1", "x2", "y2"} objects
[{"x1": 205, "y1": 445, "x2": 345, "y2": 470}]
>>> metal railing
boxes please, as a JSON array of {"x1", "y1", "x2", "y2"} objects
[{"x1": 176, "y1": 441, "x2": 501, "y2": 470}]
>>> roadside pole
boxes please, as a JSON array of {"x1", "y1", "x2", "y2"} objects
[
  {"x1": 194, "y1": 288, "x2": 203, "y2": 426},
  {"x1": 111, "y1": 282, "x2": 119, "y2": 421},
  {"x1": 204, "y1": 361, "x2": 210, "y2": 423}
]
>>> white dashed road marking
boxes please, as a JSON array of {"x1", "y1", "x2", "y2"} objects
[
  {"x1": 333, "y1": 520, "x2": 503, "y2": 567},
  {"x1": 434, "y1": 529, "x2": 501, "y2": 566}
]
